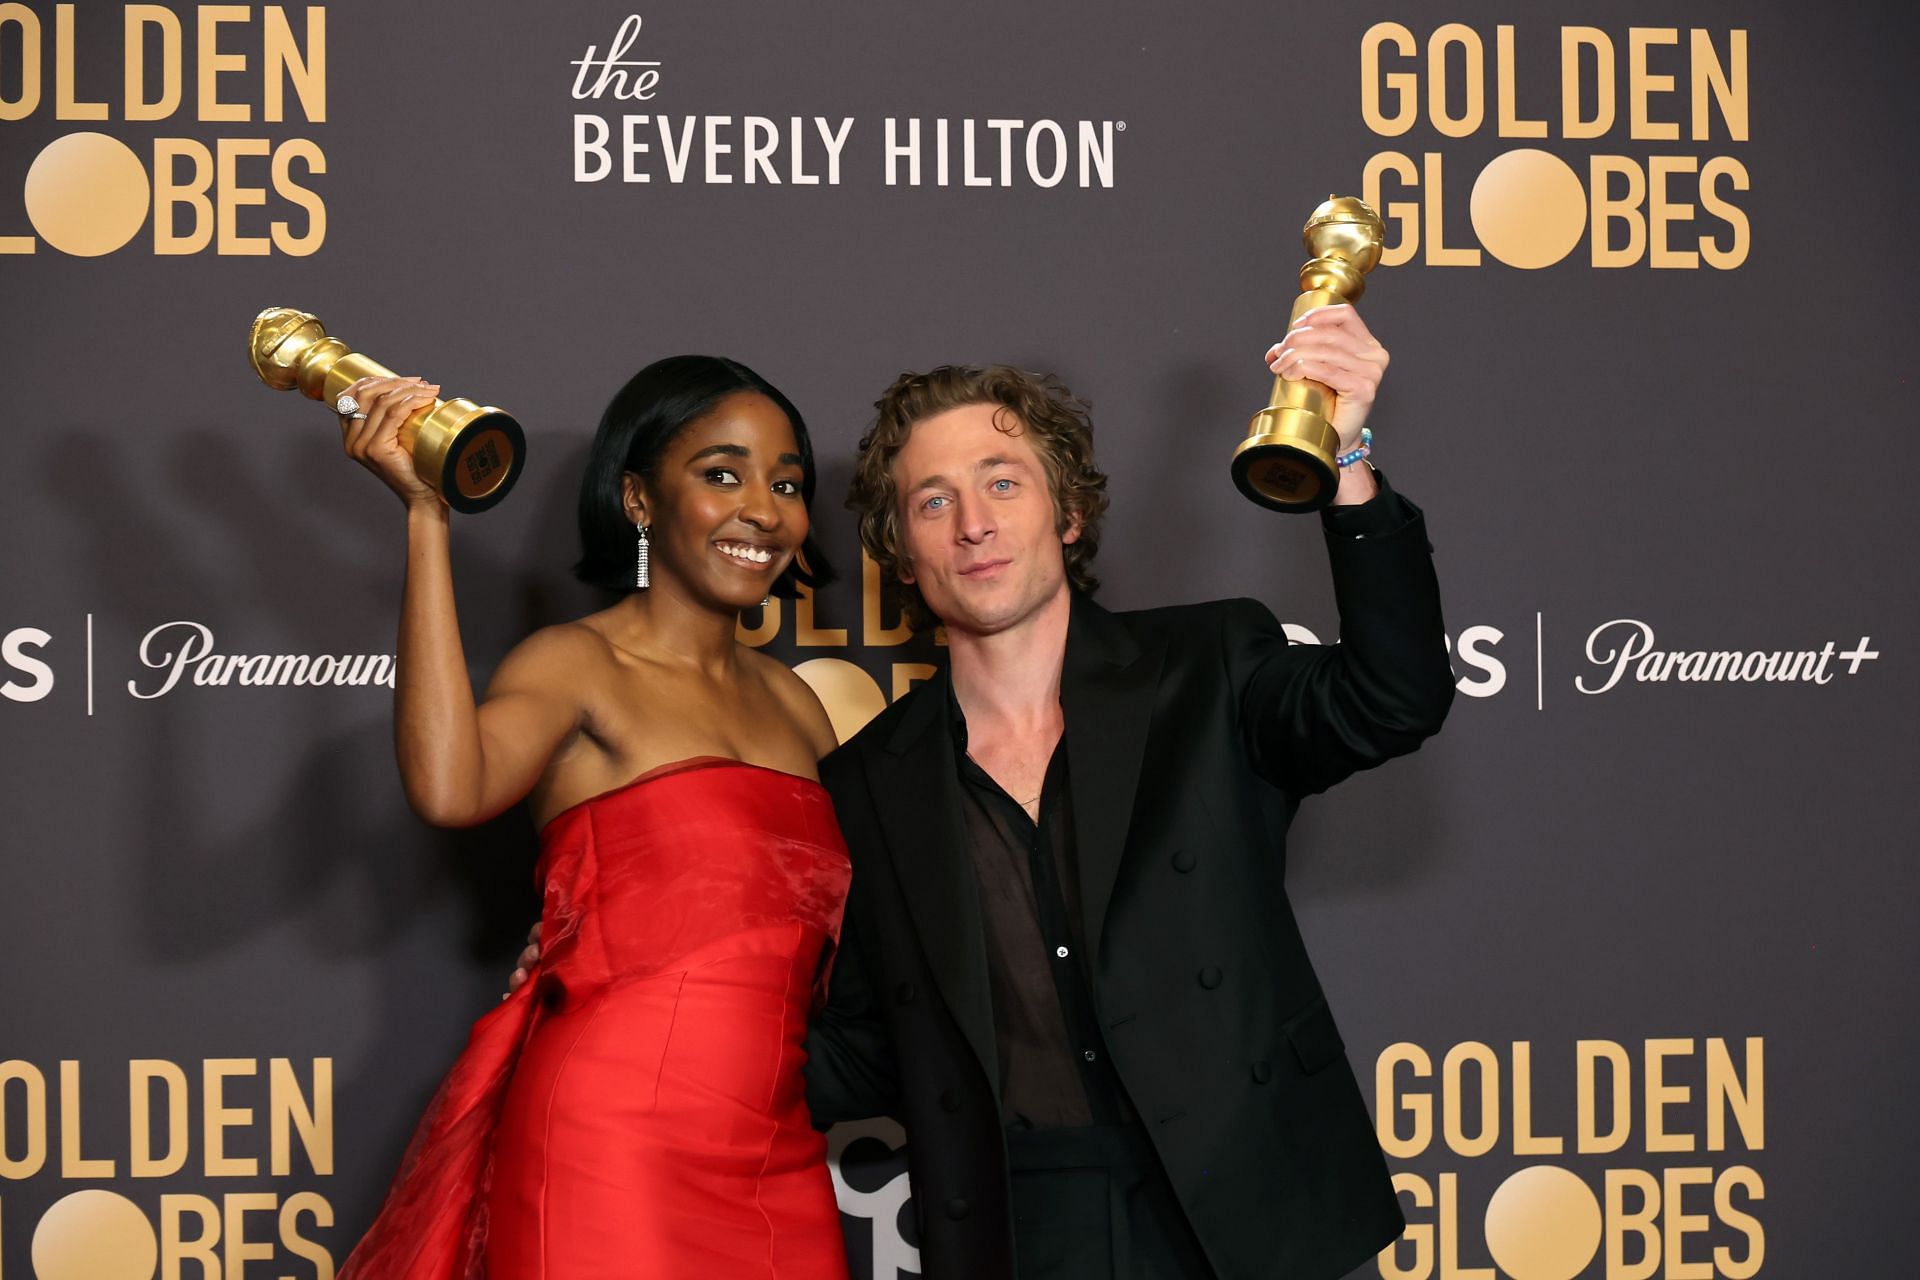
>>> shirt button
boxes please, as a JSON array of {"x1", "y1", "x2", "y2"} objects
[
  {"x1": 940, "y1": 1088, "x2": 963, "y2": 1113},
  {"x1": 1198, "y1": 966, "x2": 1224, "y2": 990},
  {"x1": 1082, "y1": 1048, "x2": 1098, "y2": 1063},
  {"x1": 1055, "y1": 945, "x2": 1070, "y2": 958},
  {"x1": 945, "y1": 1197, "x2": 970, "y2": 1221}
]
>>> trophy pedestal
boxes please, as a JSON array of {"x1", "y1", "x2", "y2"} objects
[
  {"x1": 1232, "y1": 406, "x2": 1340, "y2": 512},
  {"x1": 408, "y1": 399, "x2": 525, "y2": 512}
]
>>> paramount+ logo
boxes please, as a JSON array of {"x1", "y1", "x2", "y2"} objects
[
  {"x1": 1375, "y1": 1037, "x2": 1766, "y2": 1280},
  {"x1": 1357, "y1": 23, "x2": 1750, "y2": 270},
  {"x1": 0, "y1": 4, "x2": 327, "y2": 257}
]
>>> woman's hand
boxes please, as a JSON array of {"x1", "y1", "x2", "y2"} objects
[
  {"x1": 505, "y1": 922, "x2": 542, "y2": 997},
  {"x1": 340, "y1": 374, "x2": 443, "y2": 508}
]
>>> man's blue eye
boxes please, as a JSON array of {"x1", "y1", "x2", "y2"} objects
[
  {"x1": 924, "y1": 495, "x2": 947, "y2": 511},
  {"x1": 992, "y1": 478, "x2": 1013, "y2": 491}
]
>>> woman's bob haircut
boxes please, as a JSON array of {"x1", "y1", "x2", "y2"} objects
[{"x1": 573, "y1": 355, "x2": 835, "y2": 598}]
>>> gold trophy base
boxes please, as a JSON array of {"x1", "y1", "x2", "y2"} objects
[
  {"x1": 1231, "y1": 407, "x2": 1340, "y2": 512},
  {"x1": 314, "y1": 349, "x2": 523, "y2": 515},
  {"x1": 404, "y1": 397, "x2": 524, "y2": 513}
]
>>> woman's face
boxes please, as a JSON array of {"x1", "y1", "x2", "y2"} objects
[{"x1": 628, "y1": 390, "x2": 810, "y2": 612}]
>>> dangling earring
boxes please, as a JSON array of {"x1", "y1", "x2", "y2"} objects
[{"x1": 634, "y1": 522, "x2": 651, "y2": 590}]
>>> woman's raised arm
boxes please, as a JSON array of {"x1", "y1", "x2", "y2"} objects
[{"x1": 343, "y1": 374, "x2": 583, "y2": 827}]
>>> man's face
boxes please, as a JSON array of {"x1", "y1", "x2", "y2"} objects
[{"x1": 891, "y1": 402, "x2": 1079, "y2": 638}]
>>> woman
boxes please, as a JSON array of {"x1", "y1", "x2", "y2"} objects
[{"x1": 336, "y1": 357, "x2": 850, "y2": 1279}]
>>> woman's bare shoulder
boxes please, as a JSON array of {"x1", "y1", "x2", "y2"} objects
[
  {"x1": 488, "y1": 618, "x2": 619, "y2": 694},
  {"x1": 741, "y1": 647, "x2": 839, "y2": 756}
]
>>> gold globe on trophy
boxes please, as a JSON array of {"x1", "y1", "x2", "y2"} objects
[
  {"x1": 247, "y1": 307, "x2": 526, "y2": 514},
  {"x1": 1230, "y1": 195, "x2": 1385, "y2": 512}
]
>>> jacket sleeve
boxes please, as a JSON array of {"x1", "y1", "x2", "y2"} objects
[
  {"x1": 802, "y1": 751, "x2": 903, "y2": 1127},
  {"x1": 1226, "y1": 483, "x2": 1455, "y2": 795}
]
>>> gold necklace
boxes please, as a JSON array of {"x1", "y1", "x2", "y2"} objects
[{"x1": 968, "y1": 749, "x2": 1040, "y2": 808}]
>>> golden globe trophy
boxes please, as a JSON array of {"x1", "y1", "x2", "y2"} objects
[
  {"x1": 247, "y1": 307, "x2": 526, "y2": 514},
  {"x1": 1230, "y1": 195, "x2": 1385, "y2": 512}
]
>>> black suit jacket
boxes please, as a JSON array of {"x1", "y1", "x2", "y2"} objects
[{"x1": 805, "y1": 499, "x2": 1453, "y2": 1280}]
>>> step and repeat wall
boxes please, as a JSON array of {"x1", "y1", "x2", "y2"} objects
[{"x1": 3, "y1": 2, "x2": 1914, "y2": 1277}]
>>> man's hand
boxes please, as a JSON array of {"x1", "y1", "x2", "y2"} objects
[
  {"x1": 1264, "y1": 303, "x2": 1390, "y2": 450},
  {"x1": 1265, "y1": 303, "x2": 1388, "y2": 505},
  {"x1": 504, "y1": 922, "x2": 541, "y2": 998}
]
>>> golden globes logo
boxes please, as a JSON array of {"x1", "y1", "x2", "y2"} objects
[
  {"x1": 737, "y1": 552, "x2": 940, "y2": 740},
  {"x1": 1358, "y1": 24, "x2": 1750, "y2": 270},
  {"x1": 0, "y1": 4, "x2": 327, "y2": 257},
  {"x1": 1375, "y1": 1038, "x2": 1765, "y2": 1280},
  {"x1": 0, "y1": 1057, "x2": 335, "y2": 1277}
]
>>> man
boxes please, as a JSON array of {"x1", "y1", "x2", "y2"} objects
[{"x1": 800, "y1": 306, "x2": 1454, "y2": 1279}]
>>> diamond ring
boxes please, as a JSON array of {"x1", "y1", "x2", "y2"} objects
[{"x1": 335, "y1": 394, "x2": 368, "y2": 420}]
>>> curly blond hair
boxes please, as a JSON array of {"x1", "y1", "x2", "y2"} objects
[{"x1": 849, "y1": 365, "x2": 1110, "y2": 631}]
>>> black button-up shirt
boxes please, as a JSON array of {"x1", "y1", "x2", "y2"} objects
[{"x1": 950, "y1": 696, "x2": 1132, "y2": 1129}]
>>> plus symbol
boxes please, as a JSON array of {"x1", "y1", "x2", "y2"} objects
[{"x1": 1839, "y1": 637, "x2": 1880, "y2": 675}]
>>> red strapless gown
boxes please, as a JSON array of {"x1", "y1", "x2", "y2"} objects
[{"x1": 339, "y1": 757, "x2": 853, "y2": 1280}]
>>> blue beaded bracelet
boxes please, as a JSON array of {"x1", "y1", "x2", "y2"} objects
[{"x1": 1336, "y1": 427, "x2": 1373, "y2": 468}]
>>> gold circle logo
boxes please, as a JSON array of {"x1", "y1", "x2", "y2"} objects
[
  {"x1": 1469, "y1": 149, "x2": 1587, "y2": 270},
  {"x1": 793, "y1": 658, "x2": 888, "y2": 742},
  {"x1": 31, "y1": 1189, "x2": 159, "y2": 1280},
  {"x1": 1482, "y1": 1165, "x2": 1603, "y2": 1280},
  {"x1": 23, "y1": 133, "x2": 152, "y2": 257}
]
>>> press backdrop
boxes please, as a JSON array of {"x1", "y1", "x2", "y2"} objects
[{"x1": 3, "y1": 2, "x2": 1916, "y2": 1277}]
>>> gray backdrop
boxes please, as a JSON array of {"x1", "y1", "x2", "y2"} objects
[{"x1": 3, "y1": 2, "x2": 1915, "y2": 1277}]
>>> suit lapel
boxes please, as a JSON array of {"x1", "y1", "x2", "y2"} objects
[
  {"x1": 1061, "y1": 595, "x2": 1164, "y2": 967},
  {"x1": 861, "y1": 667, "x2": 1000, "y2": 1098}
]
